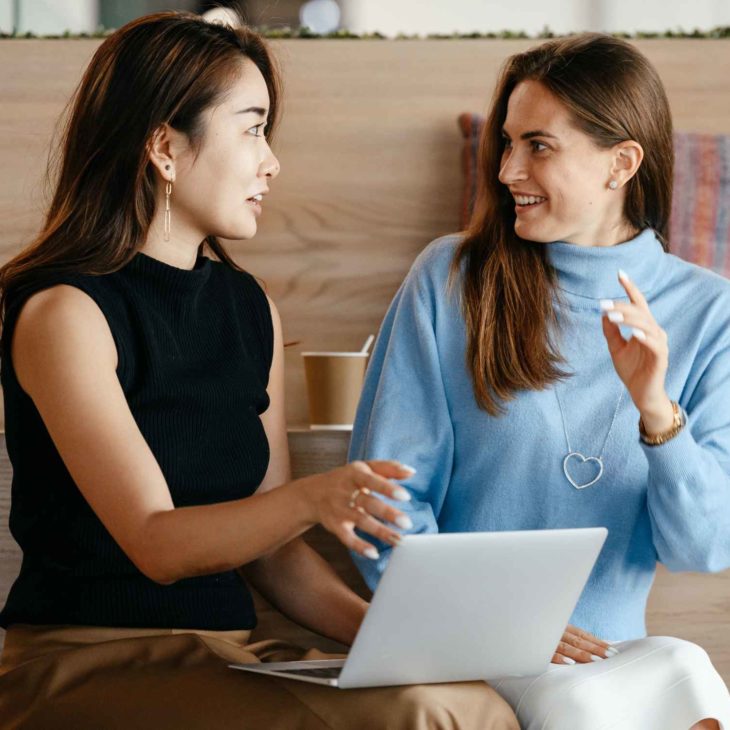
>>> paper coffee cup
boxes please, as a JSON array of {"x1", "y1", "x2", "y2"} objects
[{"x1": 302, "y1": 351, "x2": 369, "y2": 430}]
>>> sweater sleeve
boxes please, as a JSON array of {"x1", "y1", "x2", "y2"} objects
[
  {"x1": 348, "y1": 250, "x2": 455, "y2": 590},
  {"x1": 644, "y1": 336, "x2": 730, "y2": 573}
]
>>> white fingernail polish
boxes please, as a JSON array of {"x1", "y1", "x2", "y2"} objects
[
  {"x1": 606, "y1": 647, "x2": 619, "y2": 657},
  {"x1": 599, "y1": 299, "x2": 614, "y2": 311},
  {"x1": 618, "y1": 269, "x2": 629, "y2": 282},
  {"x1": 590, "y1": 654, "x2": 604, "y2": 662},
  {"x1": 393, "y1": 488, "x2": 411, "y2": 502},
  {"x1": 395, "y1": 515, "x2": 413, "y2": 529},
  {"x1": 631, "y1": 328, "x2": 647, "y2": 341},
  {"x1": 562, "y1": 656, "x2": 576, "y2": 665},
  {"x1": 401, "y1": 464, "x2": 417, "y2": 474},
  {"x1": 363, "y1": 547, "x2": 379, "y2": 560},
  {"x1": 607, "y1": 311, "x2": 624, "y2": 324}
]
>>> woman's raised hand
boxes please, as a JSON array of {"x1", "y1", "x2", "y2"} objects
[
  {"x1": 301, "y1": 460, "x2": 415, "y2": 559},
  {"x1": 600, "y1": 269, "x2": 675, "y2": 433},
  {"x1": 551, "y1": 624, "x2": 618, "y2": 665}
]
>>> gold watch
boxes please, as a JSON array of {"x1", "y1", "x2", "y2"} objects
[{"x1": 639, "y1": 401, "x2": 685, "y2": 446}]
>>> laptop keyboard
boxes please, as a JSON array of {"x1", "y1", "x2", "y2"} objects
[{"x1": 276, "y1": 666, "x2": 343, "y2": 679}]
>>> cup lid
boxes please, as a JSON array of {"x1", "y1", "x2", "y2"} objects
[{"x1": 301, "y1": 351, "x2": 370, "y2": 357}]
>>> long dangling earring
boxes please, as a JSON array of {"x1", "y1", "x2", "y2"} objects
[{"x1": 164, "y1": 179, "x2": 172, "y2": 241}]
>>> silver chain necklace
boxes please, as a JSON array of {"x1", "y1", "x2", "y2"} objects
[{"x1": 554, "y1": 387, "x2": 624, "y2": 489}]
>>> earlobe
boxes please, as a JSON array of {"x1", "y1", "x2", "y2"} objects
[
  {"x1": 147, "y1": 124, "x2": 176, "y2": 181},
  {"x1": 609, "y1": 141, "x2": 643, "y2": 188}
]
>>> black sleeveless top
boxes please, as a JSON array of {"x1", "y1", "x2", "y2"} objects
[{"x1": 0, "y1": 252, "x2": 273, "y2": 630}]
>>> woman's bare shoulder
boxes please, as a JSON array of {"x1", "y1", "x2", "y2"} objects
[{"x1": 12, "y1": 283, "x2": 118, "y2": 391}]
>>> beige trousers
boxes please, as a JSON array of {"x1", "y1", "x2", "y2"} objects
[{"x1": 0, "y1": 624, "x2": 518, "y2": 730}]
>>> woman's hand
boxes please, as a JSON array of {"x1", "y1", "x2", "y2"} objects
[
  {"x1": 600, "y1": 269, "x2": 675, "y2": 434},
  {"x1": 300, "y1": 460, "x2": 415, "y2": 560},
  {"x1": 551, "y1": 624, "x2": 618, "y2": 665}
]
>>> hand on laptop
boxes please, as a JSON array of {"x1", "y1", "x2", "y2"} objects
[
  {"x1": 303, "y1": 460, "x2": 414, "y2": 560},
  {"x1": 552, "y1": 624, "x2": 618, "y2": 665}
]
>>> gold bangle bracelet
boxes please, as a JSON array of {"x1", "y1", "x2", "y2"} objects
[{"x1": 639, "y1": 401, "x2": 685, "y2": 446}]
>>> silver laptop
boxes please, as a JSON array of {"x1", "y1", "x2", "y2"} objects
[{"x1": 229, "y1": 528, "x2": 607, "y2": 688}]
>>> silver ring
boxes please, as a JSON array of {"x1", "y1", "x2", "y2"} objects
[{"x1": 348, "y1": 486, "x2": 371, "y2": 510}]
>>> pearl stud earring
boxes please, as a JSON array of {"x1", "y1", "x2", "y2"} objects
[{"x1": 608, "y1": 180, "x2": 618, "y2": 190}]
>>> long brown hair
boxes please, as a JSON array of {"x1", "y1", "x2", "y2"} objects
[
  {"x1": 453, "y1": 33, "x2": 673, "y2": 416},
  {"x1": 0, "y1": 11, "x2": 280, "y2": 320}
]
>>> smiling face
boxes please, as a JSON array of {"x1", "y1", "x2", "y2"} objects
[
  {"x1": 165, "y1": 57, "x2": 280, "y2": 243},
  {"x1": 498, "y1": 79, "x2": 635, "y2": 247}
]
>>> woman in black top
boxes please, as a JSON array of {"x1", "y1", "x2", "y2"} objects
[{"x1": 0, "y1": 11, "x2": 516, "y2": 729}]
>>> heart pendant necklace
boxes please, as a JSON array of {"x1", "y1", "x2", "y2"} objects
[{"x1": 554, "y1": 386, "x2": 624, "y2": 489}]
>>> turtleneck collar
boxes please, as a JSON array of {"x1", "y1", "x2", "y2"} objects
[
  {"x1": 546, "y1": 228, "x2": 667, "y2": 302},
  {"x1": 127, "y1": 251, "x2": 212, "y2": 295}
]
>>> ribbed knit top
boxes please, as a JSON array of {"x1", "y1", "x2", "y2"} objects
[{"x1": 0, "y1": 252, "x2": 273, "y2": 630}]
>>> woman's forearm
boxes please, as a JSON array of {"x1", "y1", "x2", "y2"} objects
[
  {"x1": 134, "y1": 460, "x2": 410, "y2": 585},
  {"x1": 138, "y1": 479, "x2": 318, "y2": 584},
  {"x1": 242, "y1": 537, "x2": 369, "y2": 646}
]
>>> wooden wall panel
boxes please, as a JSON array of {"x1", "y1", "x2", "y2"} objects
[{"x1": 0, "y1": 39, "x2": 729, "y2": 426}]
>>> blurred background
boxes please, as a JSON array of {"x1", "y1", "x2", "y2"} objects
[{"x1": 1, "y1": 0, "x2": 729, "y2": 37}]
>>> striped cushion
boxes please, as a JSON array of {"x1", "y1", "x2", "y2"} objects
[{"x1": 458, "y1": 113, "x2": 730, "y2": 277}]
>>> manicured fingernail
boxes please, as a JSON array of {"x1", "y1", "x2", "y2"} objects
[
  {"x1": 618, "y1": 269, "x2": 629, "y2": 282},
  {"x1": 393, "y1": 488, "x2": 411, "y2": 502},
  {"x1": 395, "y1": 515, "x2": 413, "y2": 529},
  {"x1": 599, "y1": 299, "x2": 614, "y2": 312},
  {"x1": 606, "y1": 647, "x2": 619, "y2": 657},
  {"x1": 400, "y1": 464, "x2": 417, "y2": 475},
  {"x1": 590, "y1": 654, "x2": 604, "y2": 662},
  {"x1": 363, "y1": 547, "x2": 379, "y2": 560},
  {"x1": 607, "y1": 311, "x2": 624, "y2": 324},
  {"x1": 389, "y1": 533, "x2": 403, "y2": 546},
  {"x1": 631, "y1": 328, "x2": 647, "y2": 342},
  {"x1": 562, "y1": 656, "x2": 576, "y2": 665}
]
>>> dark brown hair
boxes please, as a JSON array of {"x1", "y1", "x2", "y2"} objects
[
  {"x1": 453, "y1": 33, "x2": 673, "y2": 415},
  {"x1": 0, "y1": 11, "x2": 280, "y2": 319}
]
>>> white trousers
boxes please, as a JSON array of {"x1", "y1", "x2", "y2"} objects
[{"x1": 492, "y1": 636, "x2": 730, "y2": 730}]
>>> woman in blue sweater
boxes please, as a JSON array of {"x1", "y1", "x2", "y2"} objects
[{"x1": 350, "y1": 33, "x2": 730, "y2": 729}]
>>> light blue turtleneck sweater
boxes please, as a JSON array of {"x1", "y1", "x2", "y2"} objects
[{"x1": 349, "y1": 229, "x2": 730, "y2": 641}]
